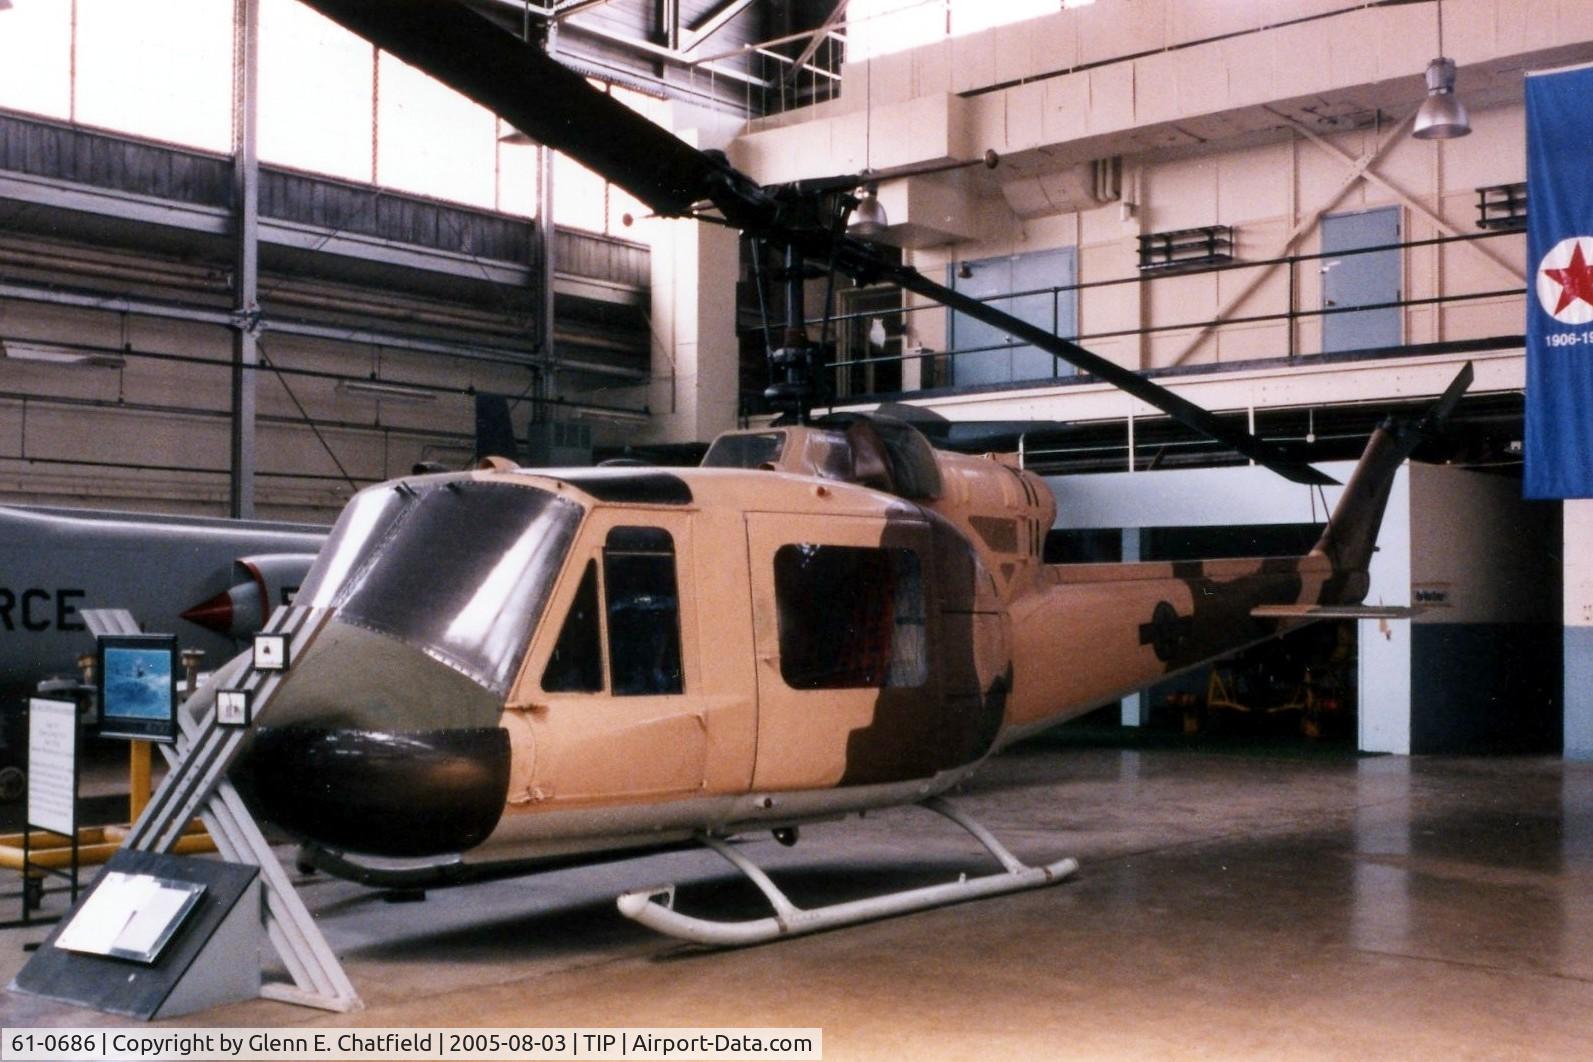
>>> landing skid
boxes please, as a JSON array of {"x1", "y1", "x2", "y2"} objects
[{"x1": 615, "y1": 797, "x2": 1078, "y2": 947}]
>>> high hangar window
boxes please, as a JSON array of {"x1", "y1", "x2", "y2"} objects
[{"x1": 773, "y1": 545, "x2": 927, "y2": 690}]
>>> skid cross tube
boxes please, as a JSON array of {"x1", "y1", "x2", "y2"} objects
[{"x1": 615, "y1": 797, "x2": 1078, "y2": 947}]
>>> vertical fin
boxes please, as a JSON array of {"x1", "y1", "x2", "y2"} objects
[
  {"x1": 473, "y1": 394, "x2": 521, "y2": 467},
  {"x1": 1313, "y1": 363, "x2": 1473, "y2": 576}
]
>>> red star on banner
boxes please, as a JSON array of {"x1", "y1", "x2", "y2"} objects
[{"x1": 1545, "y1": 241, "x2": 1593, "y2": 315}]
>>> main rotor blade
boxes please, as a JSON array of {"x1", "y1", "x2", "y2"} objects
[
  {"x1": 878, "y1": 263, "x2": 1338, "y2": 486},
  {"x1": 297, "y1": 0, "x2": 733, "y2": 218},
  {"x1": 790, "y1": 150, "x2": 1001, "y2": 197},
  {"x1": 298, "y1": 0, "x2": 1334, "y2": 487}
]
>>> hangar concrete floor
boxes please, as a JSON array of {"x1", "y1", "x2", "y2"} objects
[{"x1": 4, "y1": 734, "x2": 1591, "y2": 1058}]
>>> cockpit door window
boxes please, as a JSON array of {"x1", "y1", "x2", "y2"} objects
[
  {"x1": 518, "y1": 514, "x2": 722, "y2": 806},
  {"x1": 540, "y1": 560, "x2": 603, "y2": 693},
  {"x1": 603, "y1": 526, "x2": 685, "y2": 696}
]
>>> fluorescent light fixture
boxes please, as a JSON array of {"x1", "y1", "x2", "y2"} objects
[
  {"x1": 0, "y1": 338, "x2": 126, "y2": 368},
  {"x1": 337, "y1": 378, "x2": 437, "y2": 403},
  {"x1": 570, "y1": 404, "x2": 650, "y2": 425}
]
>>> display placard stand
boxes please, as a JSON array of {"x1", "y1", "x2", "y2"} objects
[
  {"x1": 2, "y1": 699, "x2": 81, "y2": 931},
  {"x1": 12, "y1": 849, "x2": 262, "y2": 1019},
  {"x1": 12, "y1": 606, "x2": 361, "y2": 1015}
]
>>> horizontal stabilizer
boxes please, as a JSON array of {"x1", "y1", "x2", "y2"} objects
[
  {"x1": 1250, "y1": 603, "x2": 1434, "y2": 620},
  {"x1": 81, "y1": 608, "x2": 142, "y2": 637}
]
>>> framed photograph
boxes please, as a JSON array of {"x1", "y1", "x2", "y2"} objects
[
  {"x1": 96, "y1": 634, "x2": 178, "y2": 744},
  {"x1": 215, "y1": 689, "x2": 251, "y2": 728},
  {"x1": 252, "y1": 631, "x2": 291, "y2": 672}
]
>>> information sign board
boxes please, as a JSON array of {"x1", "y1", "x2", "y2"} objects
[
  {"x1": 55, "y1": 871, "x2": 206, "y2": 965},
  {"x1": 26, "y1": 697, "x2": 78, "y2": 837}
]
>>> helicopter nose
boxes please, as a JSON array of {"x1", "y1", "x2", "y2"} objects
[
  {"x1": 237, "y1": 725, "x2": 510, "y2": 858},
  {"x1": 231, "y1": 618, "x2": 512, "y2": 858}
]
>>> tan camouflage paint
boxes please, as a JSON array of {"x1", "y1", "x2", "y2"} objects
[{"x1": 485, "y1": 419, "x2": 1394, "y2": 832}]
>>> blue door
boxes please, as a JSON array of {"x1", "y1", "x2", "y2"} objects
[
  {"x1": 1321, "y1": 207, "x2": 1400, "y2": 353},
  {"x1": 949, "y1": 247, "x2": 1077, "y2": 387}
]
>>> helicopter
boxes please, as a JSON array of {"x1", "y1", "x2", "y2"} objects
[{"x1": 202, "y1": 0, "x2": 1469, "y2": 946}]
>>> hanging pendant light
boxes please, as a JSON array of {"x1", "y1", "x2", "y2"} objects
[
  {"x1": 848, "y1": 185, "x2": 889, "y2": 239},
  {"x1": 1413, "y1": 0, "x2": 1470, "y2": 140},
  {"x1": 845, "y1": 55, "x2": 890, "y2": 239},
  {"x1": 499, "y1": 124, "x2": 535, "y2": 146}
]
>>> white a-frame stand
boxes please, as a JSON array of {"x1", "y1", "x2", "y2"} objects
[{"x1": 118, "y1": 605, "x2": 360, "y2": 1012}]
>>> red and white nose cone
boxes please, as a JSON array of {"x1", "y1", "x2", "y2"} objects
[{"x1": 180, "y1": 581, "x2": 263, "y2": 637}]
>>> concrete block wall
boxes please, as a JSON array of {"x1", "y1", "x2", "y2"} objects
[
  {"x1": 0, "y1": 280, "x2": 538, "y2": 522},
  {"x1": 833, "y1": 0, "x2": 1593, "y2": 116},
  {"x1": 618, "y1": 107, "x2": 745, "y2": 447}
]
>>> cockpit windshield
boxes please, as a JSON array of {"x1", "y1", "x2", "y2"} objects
[{"x1": 298, "y1": 479, "x2": 583, "y2": 696}]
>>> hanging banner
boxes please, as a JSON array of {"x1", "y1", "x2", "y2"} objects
[{"x1": 1525, "y1": 64, "x2": 1593, "y2": 498}]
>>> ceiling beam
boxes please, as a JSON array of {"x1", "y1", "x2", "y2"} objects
[
  {"x1": 681, "y1": 0, "x2": 757, "y2": 52},
  {"x1": 552, "y1": 0, "x2": 616, "y2": 21},
  {"x1": 469, "y1": 0, "x2": 769, "y2": 88},
  {"x1": 1273, "y1": 108, "x2": 1526, "y2": 287},
  {"x1": 782, "y1": 0, "x2": 849, "y2": 87},
  {"x1": 1165, "y1": 112, "x2": 1416, "y2": 369}
]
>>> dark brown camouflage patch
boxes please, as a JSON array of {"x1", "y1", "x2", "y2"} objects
[{"x1": 1140, "y1": 601, "x2": 1194, "y2": 663}]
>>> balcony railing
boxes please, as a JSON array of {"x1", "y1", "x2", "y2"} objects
[{"x1": 795, "y1": 226, "x2": 1526, "y2": 404}]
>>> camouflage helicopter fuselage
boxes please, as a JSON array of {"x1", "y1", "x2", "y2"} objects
[{"x1": 232, "y1": 415, "x2": 1397, "y2": 879}]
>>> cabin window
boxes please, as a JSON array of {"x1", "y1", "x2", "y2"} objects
[
  {"x1": 541, "y1": 561, "x2": 603, "y2": 693},
  {"x1": 603, "y1": 526, "x2": 685, "y2": 696},
  {"x1": 701, "y1": 431, "x2": 786, "y2": 469},
  {"x1": 773, "y1": 545, "x2": 928, "y2": 690}
]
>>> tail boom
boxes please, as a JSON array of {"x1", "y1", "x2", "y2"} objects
[{"x1": 993, "y1": 363, "x2": 1472, "y2": 743}]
